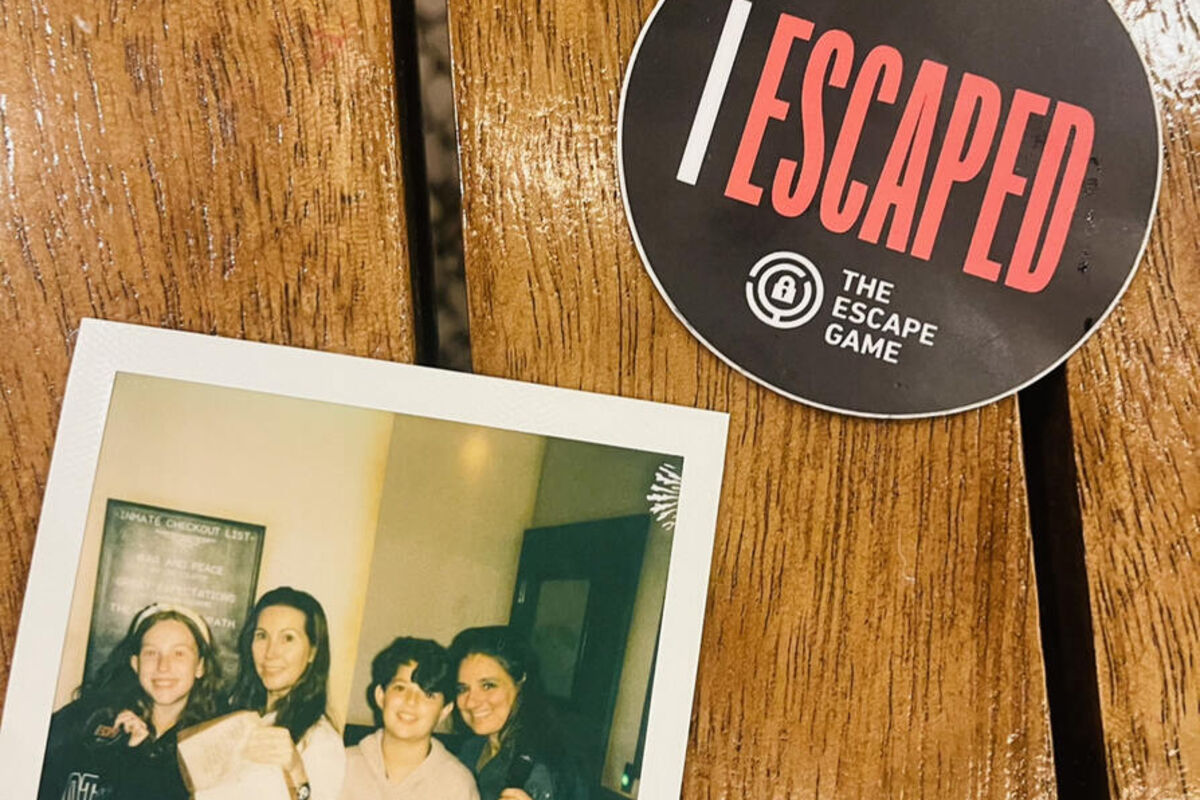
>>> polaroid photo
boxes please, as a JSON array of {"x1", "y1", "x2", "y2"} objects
[{"x1": 0, "y1": 319, "x2": 728, "y2": 800}]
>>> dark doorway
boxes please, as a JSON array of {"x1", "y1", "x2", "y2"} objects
[{"x1": 508, "y1": 515, "x2": 650, "y2": 798}]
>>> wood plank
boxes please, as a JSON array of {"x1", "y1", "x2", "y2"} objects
[
  {"x1": 0, "y1": 0, "x2": 414, "y2": 703},
  {"x1": 1070, "y1": 1, "x2": 1200, "y2": 796},
  {"x1": 446, "y1": 0, "x2": 1055, "y2": 796}
]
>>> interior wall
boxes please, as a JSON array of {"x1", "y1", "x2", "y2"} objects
[
  {"x1": 529, "y1": 440, "x2": 681, "y2": 797},
  {"x1": 345, "y1": 416, "x2": 545, "y2": 726},
  {"x1": 57, "y1": 373, "x2": 394, "y2": 728}
]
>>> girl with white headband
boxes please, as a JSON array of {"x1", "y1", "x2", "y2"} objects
[{"x1": 37, "y1": 603, "x2": 224, "y2": 800}]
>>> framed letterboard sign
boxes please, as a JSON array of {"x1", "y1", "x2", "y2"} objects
[{"x1": 85, "y1": 500, "x2": 265, "y2": 682}]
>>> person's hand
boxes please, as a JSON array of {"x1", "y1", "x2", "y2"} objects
[
  {"x1": 243, "y1": 725, "x2": 304, "y2": 777},
  {"x1": 113, "y1": 710, "x2": 150, "y2": 747},
  {"x1": 499, "y1": 789, "x2": 534, "y2": 800}
]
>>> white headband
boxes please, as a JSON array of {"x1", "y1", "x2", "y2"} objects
[{"x1": 131, "y1": 603, "x2": 213, "y2": 645}]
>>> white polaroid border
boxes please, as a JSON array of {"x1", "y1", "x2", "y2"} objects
[{"x1": 1, "y1": 318, "x2": 729, "y2": 800}]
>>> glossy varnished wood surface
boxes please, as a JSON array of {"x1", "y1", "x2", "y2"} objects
[
  {"x1": 0, "y1": 0, "x2": 414, "y2": 701},
  {"x1": 1071, "y1": 2, "x2": 1200, "y2": 797},
  {"x1": 446, "y1": 0, "x2": 1055, "y2": 797}
]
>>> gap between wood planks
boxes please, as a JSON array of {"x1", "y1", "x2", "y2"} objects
[
  {"x1": 1020, "y1": 367, "x2": 1110, "y2": 799},
  {"x1": 391, "y1": 0, "x2": 441, "y2": 366},
  {"x1": 388, "y1": 2, "x2": 1113, "y2": 796}
]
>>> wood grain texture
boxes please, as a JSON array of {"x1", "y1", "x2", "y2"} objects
[
  {"x1": 0, "y1": 0, "x2": 413, "y2": 705},
  {"x1": 1071, "y1": 2, "x2": 1200, "y2": 797},
  {"x1": 446, "y1": 0, "x2": 1055, "y2": 797}
]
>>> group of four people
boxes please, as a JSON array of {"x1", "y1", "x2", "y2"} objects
[{"x1": 38, "y1": 587, "x2": 585, "y2": 800}]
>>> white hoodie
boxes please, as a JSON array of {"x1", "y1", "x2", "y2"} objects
[{"x1": 339, "y1": 731, "x2": 479, "y2": 800}]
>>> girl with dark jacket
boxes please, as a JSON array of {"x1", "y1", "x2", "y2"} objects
[{"x1": 38, "y1": 603, "x2": 223, "y2": 800}]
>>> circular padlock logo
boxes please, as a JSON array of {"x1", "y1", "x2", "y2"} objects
[
  {"x1": 745, "y1": 252, "x2": 824, "y2": 329},
  {"x1": 619, "y1": 0, "x2": 1160, "y2": 417}
]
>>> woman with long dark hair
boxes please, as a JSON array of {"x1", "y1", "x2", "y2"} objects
[
  {"x1": 448, "y1": 627, "x2": 586, "y2": 800},
  {"x1": 198, "y1": 586, "x2": 345, "y2": 800},
  {"x1": 37, "y1": 603, "x2": 223, "y2": 800}
]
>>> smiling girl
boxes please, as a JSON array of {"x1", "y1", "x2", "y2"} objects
[{"x1": 37, "y1": 603, "x2": 223, "y2": 800}]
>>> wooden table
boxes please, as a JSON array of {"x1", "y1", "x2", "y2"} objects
[{"x1": 2, "y1": 0, "x2": 1196, "y2": 797}]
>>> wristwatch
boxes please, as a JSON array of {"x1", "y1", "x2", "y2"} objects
[{"x1": 295, "y1": 783, "x2": 311, "y2": 800}]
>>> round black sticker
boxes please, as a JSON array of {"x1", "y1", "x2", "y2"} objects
[{"x1": 619, "y1": 0, "x2": 1160, "y2": 417}]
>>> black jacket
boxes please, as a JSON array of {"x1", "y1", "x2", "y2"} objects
[
  {"x1": 456, "y1": 735, "x2": 588, "y2": 800},
  {"x1": 38, "y1": 702, "x2": 188, "y2": 800}
]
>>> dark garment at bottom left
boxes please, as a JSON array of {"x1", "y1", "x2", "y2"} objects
[{"x1": 37, "y1": 702, "x2": 189, "y2": 800}]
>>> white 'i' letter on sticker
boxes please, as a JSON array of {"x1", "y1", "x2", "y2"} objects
[{"x1": 676, "y1": 0, "x2": 753, "y2": 186}]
